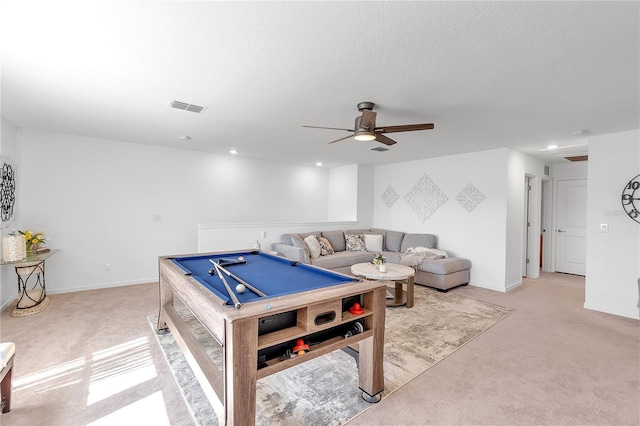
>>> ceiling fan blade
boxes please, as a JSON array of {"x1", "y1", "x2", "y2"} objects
[
  {"x1": 374, "y1": 123, "x2": 435, "y2": 133},
  {"x1": 360, "y1": 110, "x2": 377, "y2": 130},
  {"x1": 303, "y1": 125, "x2": 354, "y2": 132},
  {"x1": 374, "y1": 133, "x2": 397, "y2": 146},
  {"x1": 327, "y1": 134, "x2": 355, "y2": 144}
]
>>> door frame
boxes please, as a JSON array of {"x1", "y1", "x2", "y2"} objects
[
  {"x1": 523, "y1": 174, "x2": 542, "y2": 279},
  {"x1": 541, "y1": 178, "x2": 553, "y2": 272}
]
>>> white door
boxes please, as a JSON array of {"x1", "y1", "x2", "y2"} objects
[{"x1": 555, "y1": 179, "x2": 587, "y2": 275}]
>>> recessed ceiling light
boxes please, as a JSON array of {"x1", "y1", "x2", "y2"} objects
[
  {"x1": 229, "y1": 149, "x2": 238, "y2": 155},
  {"x1": 547, "y1": 144, "x2": 558, "y2": 150},
  {"x1": 316, "y1": 162, "x2": 323, "y2": 167}
]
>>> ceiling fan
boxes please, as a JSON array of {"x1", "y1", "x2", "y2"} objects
[{"x1": 303, "y1": 102, "x2": 434, "y2": 146}]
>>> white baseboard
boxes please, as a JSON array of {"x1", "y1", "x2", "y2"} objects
[
  {"x1": 1, "y1": 278, "x2": 157, "y2": 313},
  {"x1": 505, "y1": 280, "x2": 523, "y2": 292},
  {"x1": 47, "y1": 278, "x2": 156, "y2": 295},
  {"x1": 584, "y1": 302, "x2": 640, "y2": 320}
]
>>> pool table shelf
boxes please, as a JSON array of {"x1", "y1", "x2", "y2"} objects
[
  {"x1": 256, "y1": 308, "x2": 373, "y2": 350},
  {"x1": 257, "y1": 330, "x2": 374, "y2": 379}
]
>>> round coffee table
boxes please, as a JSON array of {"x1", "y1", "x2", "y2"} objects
[{"x1": 351, "y1": 263, "x2": 415, "y2": 308}]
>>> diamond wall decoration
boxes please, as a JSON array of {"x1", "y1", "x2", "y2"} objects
[
  {"x1": 404, "y1": 174, "x2": 448, "y2": 222},
  {"x1": 381, "y1": 185, "x2": 400, "y2": 208},
  {"x1": 456, "y1": 183, "x2": 486, "y2": 213}
]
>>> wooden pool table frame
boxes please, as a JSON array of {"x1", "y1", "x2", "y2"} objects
[{"x1": 157, "y1": 250, "x2": 386, "y2": 426}]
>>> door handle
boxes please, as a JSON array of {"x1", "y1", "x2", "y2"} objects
[{"x1": 557, "y1": 229, "x2": 566, "y2": 233}]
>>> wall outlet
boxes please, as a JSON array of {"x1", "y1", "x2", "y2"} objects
[
  {"x1": 600, "y1": 224, "x2": 609, "y2": 233},
  {"x1": 261, "y1": 231, "x2": 267, "y2": 238},
  {"x1": 104, "y1": 263, "x2": 111, "y2": 271}
]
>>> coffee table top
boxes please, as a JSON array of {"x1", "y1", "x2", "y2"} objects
[{"x1": 351, "y1": 262, "x2": 415, "y2": 281}]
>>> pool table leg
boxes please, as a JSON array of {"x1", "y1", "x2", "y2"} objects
[
  {"x1": 357, "y1": 286, "x2": 386, "y2": 400},
  {"x1": 225, "y1": 317, "x2": 259, "y2": 425},
  {"x1": 157, "y1": 275, "x2": 173, "y2": 333},
  {"x1": 1, "y1": 355, "x2": 12, "y2": 413}
]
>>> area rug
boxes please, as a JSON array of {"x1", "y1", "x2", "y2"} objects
[{"x1": 149, "y1": 285, "x2": 514, "y2": 426}]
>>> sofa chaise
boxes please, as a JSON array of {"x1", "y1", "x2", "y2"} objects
[{"x1": 271, "y1": 228, "x2": 471, "y2": 292}]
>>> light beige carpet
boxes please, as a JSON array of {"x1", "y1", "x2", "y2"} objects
[{"x1": 152, "y1": 285, "x2": 515, "y2": 426}]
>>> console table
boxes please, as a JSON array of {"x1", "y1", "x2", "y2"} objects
[{"x1": 0, "y1": 249, "x2": 58, "y2": 316}]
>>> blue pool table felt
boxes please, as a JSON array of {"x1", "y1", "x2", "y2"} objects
[{"x1": 172, "y1": 251, "x2": 356, "y2": 305}]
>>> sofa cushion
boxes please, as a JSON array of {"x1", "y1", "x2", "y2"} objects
[
  {"x1": 281, "y1": 233, "x2": 295, "y2": 245},
  {"x1": 321, "y1": 230, "x2": 345, "y2": 252},
  {"x1": 381, "y1": 251, "x2": 402, "y2": 264},
  {"x1": 298, "y1": 231, "x2": 320, "y2": 240},
  {"x1": 310, "y1": 251, "x2": 375, "y2": 269},
  {"x1": 385, "y1": 230, "x2": 405, "y2": 252},
  {"x1": 316, "y1": 236, "x2": 335, "y2": 256},
  {"x1": 401, "y1": 233, "x2": 437, "y2": 252},
  {"x1": 291, "y1": 234, "x2": 308, "y2": 251},
  {"x1": 345, "y1": 229, "x2": 373, "y2": 235},
  {"x1": 304, "y1": 235, "x2": 321, "y2": 258},
  {"x1": 364, "y1": 234, "x2": 383, "y2": 252},
  {"x1": 345, "y1": 233, "x2": 366, "y2": 251},
  {"x1": 417, "y1": 257, "x2": 471, "y2": 275}
]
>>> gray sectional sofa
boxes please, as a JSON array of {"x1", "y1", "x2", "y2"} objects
[{"x1": 271, "y1": 228, "x2": 471, "y2": 292}]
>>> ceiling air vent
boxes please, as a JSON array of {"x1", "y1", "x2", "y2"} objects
[
  {"x1": 168, "y1": 99, "x2": 207, "y2": 114},
  {"x1": 370, "y1": 147, "x2": 389, "y2": 152}
]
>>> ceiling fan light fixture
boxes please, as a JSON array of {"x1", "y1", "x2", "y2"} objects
[{"x1": 354, "y1": 131, "x2": 376, "y2": 141}]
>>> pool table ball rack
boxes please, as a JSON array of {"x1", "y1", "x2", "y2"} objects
[{"x1": 157, "y1": 250, "x2": 386, "y2": 426}]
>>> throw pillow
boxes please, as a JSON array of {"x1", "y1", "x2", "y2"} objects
[
  {"x1": 291, "y1": 234, "x2": 308, "y2": 254},
  {"x1": 304, "y1": 235, "x2": 321, "y2": 259},
  {"x1": 385, "y1": 230, "x2": 405, "y2": 252},
  {"x1": 321, "y1": 230, "x2": 345, "y2": 252},
  {"x1": 364, "y1": 234, "x2": 383, "y2": 252},
  {"x1": 345, "y1": 233, "x2": 366, "y2": 251},
  {"x1": 315, "y1": 235, "x2": 335, "y2": 256}
]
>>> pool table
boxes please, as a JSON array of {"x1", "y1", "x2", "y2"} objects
[{"x1": 157, "y1": 250, "x2": 386, "y2": 426}]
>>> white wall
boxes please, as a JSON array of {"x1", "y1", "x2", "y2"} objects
[
  {"x1": 585, "y1": 129, "x2": 640, "y2": 319},
  {"x1": 198, "y1": 221, "x2": 359, "y2": 253},
  {"x1": 0, "y1": 117, "x2": 19, "y2": 309},
  {"x1": 505, "y1": 149, "x2": 548, "y2": 285},
  {"x1": 552, "y1": 161, "x2": 588, "y2": 180},
  {"x1": 373, "y1": 148, "x2": 511, "y2": 291},
  {"x1": 327, "y1": 165, "x2": 358, "y2": 221},
  {"x1": 14, "y1": 129, "x2": 331, "y2": 299},
  {"x1": 356, "y1": 164, "x2": 374, "y2": 227}
]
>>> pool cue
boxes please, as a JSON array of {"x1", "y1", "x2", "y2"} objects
[
  {"x1": 212, "y1": 262, "x2": 242, "y2": 309},
  {"x1": 209, "y1": 259, "x2": 267, "y2": 297}
]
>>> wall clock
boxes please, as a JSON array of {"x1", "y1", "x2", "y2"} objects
[{"x1": 621, "y1": 174, "x2": 640, "y2": 223}]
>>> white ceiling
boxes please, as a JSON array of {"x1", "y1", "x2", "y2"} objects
[{"x1": 1, "y1": 1, "x2": 638, "y2": 168}]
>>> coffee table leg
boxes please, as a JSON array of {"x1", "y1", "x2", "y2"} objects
[
  {"x1": 394, "y1": 282, "x2": 403, "y2": 302},
  {"x1": 406, "y1": 276, "x2": 414, "y2": 308}
]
